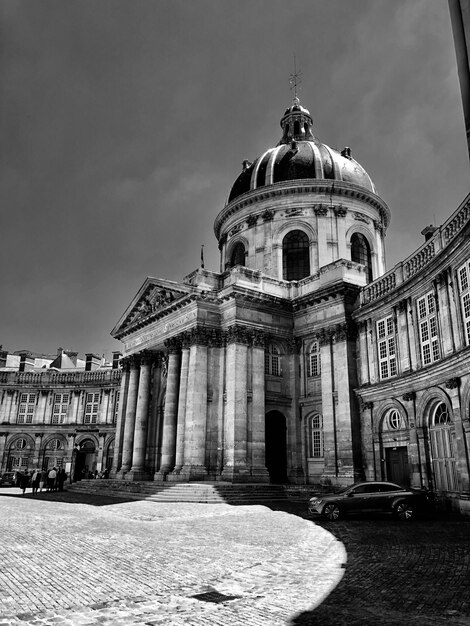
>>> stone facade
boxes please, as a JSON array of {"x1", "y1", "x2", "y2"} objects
[
  {"x1": 0, "y1": 349, "x2": 121, "y2": 479},
  {"x1": 110, "y1": 97, "x2": 470, "y2": 512}
]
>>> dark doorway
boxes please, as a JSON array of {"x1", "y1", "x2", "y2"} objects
[
  {"x1": 265, "y1": 411, "x2": 287, "y2": 483},
  {"x1": 72, "y1": 440, "x2": 96, "y2": 481},
  {"x1": 386, "y1": 446, "x2": 410, "y2": 486}
]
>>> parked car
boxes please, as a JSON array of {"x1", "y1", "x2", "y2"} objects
[
  {"x1": 308, "y1": 481, "x2": 431, "y2": 521},
  {"x1": 0, "y1": 471, "x2": 17, "y2": 487}
]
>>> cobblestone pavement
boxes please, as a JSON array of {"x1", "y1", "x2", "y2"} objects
[
  {"x1": 1, "y1": 489, "x2": 469, "y2": 626},
  {"x1": 0, "y1": 488, "x2": 345, "y2": 626}
]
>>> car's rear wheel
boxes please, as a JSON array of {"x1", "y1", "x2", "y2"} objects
[
  {"x1": 394, "y1": 500, "x2": 415, "y2": 521},
  {"x1": 323, "y1": 503, "x2": 341, "y2": 521}
]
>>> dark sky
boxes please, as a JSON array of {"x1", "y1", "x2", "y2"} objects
[{"x1": 1, "y1": 0, "x2": 469, "y2": 359}]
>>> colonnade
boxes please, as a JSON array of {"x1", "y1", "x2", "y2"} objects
[{"x1": 110, "y1": 326, "x2": 272, "y2": 482}]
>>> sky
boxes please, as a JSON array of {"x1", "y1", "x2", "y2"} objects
[{"x1": 1, "y1": 0, "x2": 469, "y2": 359}]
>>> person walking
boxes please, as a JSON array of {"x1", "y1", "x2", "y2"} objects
[
  {"x1": 39, "y1": 468, "x2": 47, "y2": 492},
  {"x1": 17, "y1": 470, "x2": 29, "y2": 495},
  {"x1": 31, "y1": 469, "x2": 41, "y2": 495}
]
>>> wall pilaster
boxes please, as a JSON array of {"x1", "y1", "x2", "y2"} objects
[{"x1": 250, "y1": 330, "x2": 270, "y2": 481}]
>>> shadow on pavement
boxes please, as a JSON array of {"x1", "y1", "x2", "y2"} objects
[
  {"x1": 266, "y1": 501, "x2": 470, "y2": 626},
  {"x1": 0, "y1": 489, "x2": 136, "y2": 506}
]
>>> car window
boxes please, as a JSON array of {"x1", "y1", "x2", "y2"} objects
[
  {"x1": 352, "y1": 484, "x2": 379, "y2": 494},
  {"x1": 379, "y1": 484, "x2": 402, "y2": 492}
]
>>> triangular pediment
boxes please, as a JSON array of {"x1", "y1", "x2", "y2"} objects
[{"x1": 111, "y1": 277, "x2": 193, "y2": 338}]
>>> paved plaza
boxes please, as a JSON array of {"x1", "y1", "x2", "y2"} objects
[{"x1": 0, "y1": 488, "x2": 469, "y2": 625}]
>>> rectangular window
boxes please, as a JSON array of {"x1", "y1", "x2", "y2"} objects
[
  {"x1": 307, "y1": 343, "x2": 321, "y2": 377},
  {"x1": 17, "y1": 393, "x2": 36, "y2": 424},
  {"x1": 376, "y1": 316, "x2": 397, "y2": 379},
  {"x1": 52, "y1": 393, "x2": 69, "y2": 425},
  {"x1": 84, "y1": 392, "x2": 100, "y2": 424},
  {"x1": 417, "y1": 292, "x2": 440, "y2": 365},
  {"x1": 458, "y1": 260, "x2": 470, "y2": 345}
]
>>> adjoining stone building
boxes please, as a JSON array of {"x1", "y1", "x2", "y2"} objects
[
  {"x1": 0, "y1": 348, "x2": 121, "y2": 479},
  {"x1": 110, "y1": 95, "x2": 470, "y2": 514}
]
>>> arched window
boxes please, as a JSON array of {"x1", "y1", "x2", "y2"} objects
[
  {"x1": 283, "y1": 230, "x2": 310, "y2": 281},
  {"x1": 432, "y1": 402, "x2": 451, "y2": 426},
  {"x1": 294, "y1": 120, "x2": 300, "y2": 136},
  {"x1": 230, "y1": 242, "x2": 246, "y2": 267},
  {"x1": 351, "y1": 233, "x2": 373, "y2": 283},
  {"x1": 15, "y1": 439, "x2": 27, "y2": 450},
  {"x1": 47, "y1": 439, "x2": 63, "y2": 451},
  {"x1": 265, "y1": 344, "x2": 281, "y2": 376},
  {"x1": 308, "y1": 414, "x2": 323, "y2": 458},
  {"x1": 307, "y1": 342, "x2": 321, "y2": 377}
]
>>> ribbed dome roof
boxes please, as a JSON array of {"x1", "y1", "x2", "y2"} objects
[{"x1": 228, "y1": 99, "x2": 376, "y2": 203}]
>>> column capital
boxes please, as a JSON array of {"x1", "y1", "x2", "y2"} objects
[
  {"x1": 164, "y1": 337, "x2": 181, "y2": 354},
  {"x1": 361, "y1": 401, "x2": 373, "y2": 412},
  {"x1": 250, "y1": 328, "x2": 266, "y2": 348},
  {"x1": 445, "y1": 377, "x2": 460, "y2": 390},
  {"x1": 226, "y1": 325, "x2": 250, "y2": 345},
  {"x1": 139, "y1": 350, "x2": 156, "y2": 366},
  {"x1": 286, "y1": 337, "x2": 302, "y2": 354},
  {"x1": 402, "y1": 391, "x2": 416, "y2": 401},
  {"x1": 128, "y1": 354, "x2": 141, "y2": 369}
]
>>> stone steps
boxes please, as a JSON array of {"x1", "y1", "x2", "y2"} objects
[{"x1": 67, "y1": 479, "x2": 291, "y2": 504}]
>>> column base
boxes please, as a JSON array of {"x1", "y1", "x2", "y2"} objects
[
  {"x1": 176, "y1": 464, "x2": 208, "y2": 481},
  {"x1": 287, "y1": 466, "x2": 305, "y2": 484},
  {"x1": 124, "y1": 470, "x2": 151, "y2": 481},
  {"x1": 115, "y1": 469, "x2": 130, "y2": 480},
  {"x1": 250, "y1": 465, "x2": 271, "y2": 483},
  {"x1": 221, "y1": 465, "x2": 257, "y2": 483}
]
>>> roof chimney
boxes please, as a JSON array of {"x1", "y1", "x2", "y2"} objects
[{"x1": 421, "y1": 225, "x2": 438, "y2": 242}]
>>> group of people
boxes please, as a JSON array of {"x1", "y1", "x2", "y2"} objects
[
  {"x1": 80, "y1": 467, "x2": 109, "y2": 480},
  {"x1": 15, "y1": 467, "x2": 67, "y2": 495}
]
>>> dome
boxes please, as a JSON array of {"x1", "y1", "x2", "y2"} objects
[{"x1": 228, "y1": 100, "x2": 376, "y2": 203}]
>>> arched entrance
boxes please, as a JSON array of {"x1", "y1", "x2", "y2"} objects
[
  {"x1": 72, "y1": 439, "x2": 97, "y2": 481},
  {"x1": 265, "y1": 411, "x2": 287, "y2": 483}
]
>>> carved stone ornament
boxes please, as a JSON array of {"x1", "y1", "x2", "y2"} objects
[
  {"x1": 229, "y1": 224, "x2": 243, "y2": 237},
  {"x1": 250, "y1": 328, "x2": 266, "y2": 348},
  {"x1": 353, "y1": 211, "x2": 370, "y2": 224},
  {"x1": 207, "y1": 329, "x2": 224, "y2": 348},
  {"x1": 397, "y1": 299, "x2": 408, "y2": 313},
  {"x1": 445, "y1": 378, "x2": 460, "y2": 390},
  {"x1": 362, "y1": 402, "x2": 373, "y2": 412},
  {"x1": 225, "y1": 325, "x2": 250, "y2": 345},
  {"x1": 246, "y1": 214, "x2": 258, "y2": 227},
  {"x1": 261, "y1": 209, "x2": 275, "y2": 222},
  {"x1": 374, "y1": 220, "x2": 385, "y2": 235},
  {"x1": 318, "y1": 328, "x2": 333, "y2": 346},
  {"x1": 164, "y1": 337, "x2": 181, "y2": 354},
  {"x1": 287, "y1": 337, "x2": 302, "y2": 354},
  {"x1": 129, "y1": 354, "x2": 141, "y2": 369},
  {"x1": 125, "y1": 286, "x2": 180, "y2": 327},
  {"x1": 402, "y1": 392, "x2": 416, "y2": 401},
  {"x1": 314, "y1": 205, "x2": 328, "y2": 216},
  {"x1": 333, "y1": 205, "x2": 348, "y2": 218},
  {"x1": 285, "y1": 207, "x2": 304, "y2": 217}
]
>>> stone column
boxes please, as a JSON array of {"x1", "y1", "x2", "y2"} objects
[
  {"x1": 34, "y1": 389, "x2": 47, "y2": 424},
  {"x1": 396, "y1": 300, "x2": 411, "y2": 373},
  {"x1": 287, "y1": 337, "x2": 304, "y2": 483},
  {"x1": 407, "y1": 298, "x2": 419, "y2": 371},
  {"x1": 333, "y1": 325, "x2": 358, "y2": 483},
  {"x1": 147, "y1": 354, "x2": 163, "y2": 475},
  {"x1": 402, "y1": 392, "x2": 422, "y2": 487},
  {"x1": 97, "y1": 434, "x2": 106, "y2": 472},
  {"x1": 360, "y1": 402, "x2": 374, "y2": 480},
  {"x1": 0, "y1": 432, "x2": 8, "y2": 473},
  {"x1": 155, "y1": 340, "x2": 181, "y2": 480},
  {"x1": 250, "y1": 330, "x2": 270, "y2": 481},
  {"x1": 222, "y1": 326, "x2": 250, "y2": 481},
  {"x1": 435, "y1": 274, "x2": 454, "y2": 357},
  {"x1": 180, "y1": 328, "x2": 209, "y2": 480},
  {"x1": 448, "y1": 267, "x2": 464, "y2": 351},
  {"x1": 127, "y1": 352, "x2": 153, "y2": 480},
  {"x1": 357, "y1": 321, "x2": 370, "y2": 385},
  {"x1": 101, "y1": 390, "x2": 111, "y2": 425},
  {"x1": 116, "y1": 355, "x2": 140, "y2": 478},
  {"x1": 205, "y1": 330, "x2": 224, "y2": 478},
  {"x1": 32, "y1": 433, "x2": 43, "y2": 469},
  {"x1": 319, "y1": 329, "x2": 337, "y2": 484},
  {"x1": 110, "y1": 360, "x2": 130, "y2": 477},
  {"x1": 168, "y1": 337, "x2": 190, "y2": 480}
]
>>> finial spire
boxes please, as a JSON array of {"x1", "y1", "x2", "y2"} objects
[{"x1": 289, "y1": 54, "x2": 302, "y2": 103}]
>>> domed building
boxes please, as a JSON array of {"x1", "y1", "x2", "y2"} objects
[{"x1": 110, "y1": 96, "x2": 470, "y2": 513}]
